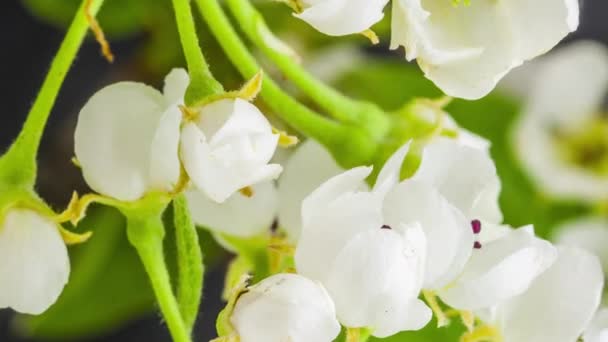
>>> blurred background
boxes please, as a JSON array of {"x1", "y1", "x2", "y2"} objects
[{"x1": 1, "y1": 0, "x2": 607, "y2": 341}]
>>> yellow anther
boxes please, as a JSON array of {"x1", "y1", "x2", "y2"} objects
[
  {"x1": 361, "y1": 29, "x2": 380, "y2": 45},
  {"x1": 272, "y1": 127, "x2": 299, "y2": 148},
  {"x1": 422, "y1": 290, "x2": 450, "y2": 327},
  {"x1": 84, "y1": 0, "x2": 114, "y2": 62},
  {"x1": 71, "y1": 157, "x2": 81, "y2": 168},
  {"x1": 239, "y1": 186, "x2": 254, "y2": 198}
]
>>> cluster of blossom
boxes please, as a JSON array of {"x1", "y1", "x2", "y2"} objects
[{"x1": 292, "y1": 0, "x2": 579, "y2": 100}]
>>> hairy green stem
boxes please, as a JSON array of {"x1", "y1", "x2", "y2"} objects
[
  {"x1": 226, "y1": 0, "x2": 359, "y2": 121},
  {"x1": 0, "y1": 0, "x2": 104, "y2": 188},
  {"x1": 173, "y1": 195, "x2": 204, "y2": 332},
  {"x1": 171, "y1": 0, "x2": 223, "y2": 104},
  {"x1": 194, "y1": 0, "x2": 378, "y2": 167},
  {"x1": 126, "y1": 211, "x2": 191, "y2": 342}
]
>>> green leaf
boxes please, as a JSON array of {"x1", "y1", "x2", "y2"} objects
[
  {"x1": 172, "y1": 194, "x2": 204, "y2": 332},
  {"x1": 16, "y1": 205, "x2": 155, "y2": 340}
]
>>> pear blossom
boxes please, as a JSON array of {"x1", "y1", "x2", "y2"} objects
[
  {"x1": 75, "y1": 69, "x2": 186, "y2": 201},
  {"x1": 484, "y1": 247, "x2": 604, "y2": 342},
  {"x1": 186, "y1": 181, "x2": 278, "y2": 237},
  {"x1": 180, "y1": 98, "x2": 282, "y2": 203},
  {"x1": 295, "y1": 143, "x2": 432, "y2": 337},
  {"x1": 584, "y1": 309, "x2": 608, "y2": 342},
  {"x1": 230, "y1": 273, "x2": 341, "y2": 342},
  {"x1": 554, "y1": 216, "x2": 608, "y2": 275},
  {"x1": 512, "y1": 41, "x2": 608, "y2": 202},
  {"x1": 390, "y1": 0, "x2": 580, "y2": 99},
  {"x1": 0, "y1": 208, "x2": 70, "y2": 314},
  {"x1": 293, "y1": 0, "x2": 389, "y2": 37},
  {"x1": 277, "y1": 139, "x2": 345, "y2": 241}
]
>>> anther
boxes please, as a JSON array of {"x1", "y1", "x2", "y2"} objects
[
  {"x1": 471, "y1": 219, "x2": 482, "y2": 234},
  {"x1": 381, "y1": 224, "x2": 392, "y2": 230},
  {"x1": 473, "y1": 241, "x2": 482, "y2": 249}
]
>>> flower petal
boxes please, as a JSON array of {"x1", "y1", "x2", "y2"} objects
[
  {"x1": 148, "y1": 105, "x2": 182, "y2": 192},
  {"x1": 277, "y1": 140, "x2": 344, "y2": 242},
  {"x1": 440, "y1": 227, "x2": 557, "y2": 310},
  {"x1": 324, "y1": 226, "x2": 427, "y2": 333},
  {"x1": 383, "y1": 180, "x2": 473, "y2": 289},
  {"x1": 373, "y1": 141, "x2": 411, "y2": 198},
  {"x1": 583, "y1": 308, "x2": 608, "y2": 342},
  {"x1": 498, "y1": 247, "x2": 604, "y2": 342},
  {"x1": 162, "y1": 68, "x2": 189, "y2": 105},
  {"x1": 186, "y1": 181, "x2": 277, "y2": 237},
  {"x1": 413, "y1": 138, "x2": 502, "y2": 223},
  {"x1": 0, "y1": 209, "x2": 69, "y2": 314},
  {"x1": 75, "y1": 82, "x2": 166, "y2": 201},
  {"x1": 554, "y1": 216, "x2": 608, "y2": 275},
  {"x1": 295, "y1": 0, "x2": 389, "y2": 36}
]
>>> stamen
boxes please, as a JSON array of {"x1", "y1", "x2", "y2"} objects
[
  {"x1": 381, "y1": 224, "x2": 392, "y2": 230},
  {"x1": 473, "y1": 241, "x2": 482, "y2": 249},
  {"x1": 471, "y1": 219, "x2": 482, "y2": 234}
]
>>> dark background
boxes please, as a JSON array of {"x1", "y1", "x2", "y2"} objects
[{"x1": 0, "y1": 0, "x2": 607, "y2": 341}]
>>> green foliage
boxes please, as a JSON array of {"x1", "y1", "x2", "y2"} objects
[{"x1": 16, "y1": 206, "x2": 156, "y2": 340}]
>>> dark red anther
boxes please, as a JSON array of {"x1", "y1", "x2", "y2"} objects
[
  {"x1": 473, "y1": 241, "x2": 482, "y2": 249},
  {"x1": 471, "y1": 219, "x2": 482, "y2": 234},
  {"x1": 381, "y1": 224, "x2": 392, "y2": 230}
]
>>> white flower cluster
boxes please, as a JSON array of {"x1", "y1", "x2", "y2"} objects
[
  {"x1": 226, "y1": 135, "x2": 606, "y2": 341},
  {"x1": 292, "y1": 0, "x2": 579, "y2": 100}
]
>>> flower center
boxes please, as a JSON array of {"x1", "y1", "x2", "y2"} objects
[{"x1": 552, "y1": 116, "x2": 608, "y2": 176}]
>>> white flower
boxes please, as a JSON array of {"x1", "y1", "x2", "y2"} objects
[
  {"x1": 0, "y1": 209, "x2": 69, "y2": 314},
  {"x1": 180, "y1": 98, "x2": 282, "y2": 203},
  {"x1": 584, "y1": 309, "x2": 608, "y2": 342},
  {"x1": 390, "y1": 0, "x2": 579, "y2": 99},
  {"x1": 75, "y1": 69, "x2": 186, "y2": 201},
  {"x1": 487, "y1": 247, "x2": 604, "y2": 342},
  {"x1": 277, "y1": 139, "x2": 345, "y2": 241},
  {"x1": 554, "y1": 216, "x2": 608, "y2": 275},
  {"x1": 230, "y1": 273, "x2": 341, "y2": 342},
  {"x1": 295, "y1": 143, "x2": 432, "y2": 337},
  {"x1": 512, "y1": 41, "x2": 608, "y2": 202},
  {"x1": 294, "y1": 0, "x2": 389, "y2": 36},
  {"x1": 439, "y1": 224, "x2": 557, "y2": 310},
  {"x1": 186, "y1": 181, "x2": 277, "y2": 237}
]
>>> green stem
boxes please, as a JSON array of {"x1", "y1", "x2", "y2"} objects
[
  {"x1": 173, "y1": 194, "x2": 204, "y2": 332},
  {"x1": 194, "y1": 0, "x2": 378, "y2": 167},
  {"x1": 171, "y1": 0, "x2": 223, "y2": 104},
  {"x1": 126, "y1": 211, "x2": 191, "y2": 342},
  {"x1": 0, "y1": 0, "x2": 104, "y2": 188},
  {"x1": 226, "y1": 0, "x2": 359, "y2": 122}
]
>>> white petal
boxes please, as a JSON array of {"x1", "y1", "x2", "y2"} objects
[
  {"x1": 0, "y1": 209, "x2": 69, "y2": 315},
  {"x1": 75, "y1": 82, "x2": 166, "y2": 201},
  {"x1": 373, "y1": 141, "x2": 411, "y2": 198},
  {"x1": 296, "y1": 191, "x2": 383, "y2": 281},
  {"x1": 440, "y1": 227, "x2": 557, "y2": 310},
  {"x1": 148, "y1": 105, "x2": 182, "y2": 192},
  {"x1": 324, "y1": 227, "x2": 427, "y2": 333},
  {"x1": 180, "y1": 123, "x2": 281, "y2": 203},
  {"x1": 383, "y1": 180, "x2": 473, "y2": 289},
  {"x1": 584, "y1": 309, "x2": 608, "y2": 342},
  {"x1": 413, "y1": 138, "x2": 502, "y2": 223},
  {"x1": 295, "y1": 0, "x2": 389, "y2": 36},
  {"x1": 163, "y1": 68, "x2": 189, "y2": 105},
  {"x1": 497, "y1": 247, "x2": 604, "y2": 342},
  {"x1": 186, "y1": 181, "x2": 277, "y2": 237},
  {"x1": 300, "y1": 166, "x2": 372, "y2": 228},
  {"x1": 277, "y1": 140, "x2": 344, "y2": 242},
  {"x1": 199, "y1": 99, "x2": 273, "y2": 145},
  {"x1": 231, "y1": 273, "x2": 341, "y2": 342},
  {"x1": 554, "y1": 216, "x2": 608, "y2": 275}
]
